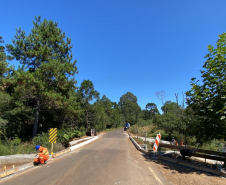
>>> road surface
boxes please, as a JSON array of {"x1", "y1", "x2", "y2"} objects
[{"x1": 1, "y1": 129, "x2": 169, "y2": 185}]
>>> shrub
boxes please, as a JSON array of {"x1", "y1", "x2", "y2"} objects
[{"x1": 33, "y1": 132, "x2": 51, "y2": 148}]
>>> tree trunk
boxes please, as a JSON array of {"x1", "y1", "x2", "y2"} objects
[
  {"x1": 86, "y1": 110, "x2": 89, "y2": 131},
  {"x1": 32, "y1": 92, "x2": 40, "y2": 138}
]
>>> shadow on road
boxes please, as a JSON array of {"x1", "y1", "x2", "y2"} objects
[{"x1": 141, "y1": 153, "x2": 222, "y2": 178}]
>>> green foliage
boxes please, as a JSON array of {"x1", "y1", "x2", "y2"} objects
[
  {"x1": 77, "y1": 80, "x2": 100, "y2": 130},
  {"x1": 137, "y1": 118, "x2": 153, "y2": 127},
  {"x1": 11, "y1": 136, "x2": 22, "y2": 146},
  {"x1": 186, "y1": 32, "x2": 226, "y2": 144},
  {"x1": 185, "y1": 136, "x2": 196, "y2": 146},
  {"x1": 0, "y1": 139, "x2": 34, "y2": 155},
  {"x1": 57, "y1": 128, "x2": 86, "y2": 147},
  {"x1": 32, "y1": 132, "x2": 51, "y2": 148},
  {"x1": 200, "y1": 139, "x2": 226, "y2": 151},
  {"x1": 155, "y1": 114, "x2": 177, "y2": 137},
  {"x1": 119, "y1": 92, "x2": 141, "y2": 125},
  {"x1": 92, "y1": 95, "x2": 123, "y2": 131},
  {"x1": 6, "y1": 16, "x2": 78, "y2": 137},
  {"x1": 145, "y1": 103, "x2": 159, "y2": 120}
]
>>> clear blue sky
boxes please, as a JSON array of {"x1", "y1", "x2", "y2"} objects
[{"x1": 1, "y1": 0, "x2": 226, "y2": 112}]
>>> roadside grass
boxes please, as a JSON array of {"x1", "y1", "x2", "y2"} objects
[
  {"x1": 0, "y1": 128, "x2": 86, "y2": 156},
  {"x1": 104, "y1": 126, "x2": 123, "y2": 132}
]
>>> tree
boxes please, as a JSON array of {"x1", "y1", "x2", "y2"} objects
[
  {"x1": 155, "y1": 114, "x2": 178, "y2": 138},
  {"x1": 161, "y1": 101, "x2": 181, "y2": 115},
  {"x1": 118, "y1": 92, "x2": 141, "y2": 124},
  {"x1": 186, "y1": 32, "x2": 226, "y2": 144},
  {"x1": 93, "y1": 95, "x2": 123, "y2": 129},
  {"x1": 77, "y1": 80, "x2": 99, "y2": 130},
  {"x1": 0, "y1": 36, "x2": 12, "y2": 131},
  {"x1": 6, "y1": 16, "x2": 78, "y2": 137},
  {"x1": 145, "y1": 103, "x2": 159, "y2": 119}
]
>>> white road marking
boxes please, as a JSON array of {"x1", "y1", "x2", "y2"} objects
[{"x1": 148, "y1": 167, "x2": 163, "y2": 185}]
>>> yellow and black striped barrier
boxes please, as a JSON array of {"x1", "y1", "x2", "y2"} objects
[
  {"x1": 49, "y1": 128, "x2": 57, "y2": 154},
  {"x1": 49, "y1": 128, "x2": 57, "y2": 143}
]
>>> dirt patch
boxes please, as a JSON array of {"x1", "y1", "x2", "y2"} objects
[
  {"x1": 133, "y1": 137, "x2": 145, "y2": 145},
  {"x1": 149, "y1": 157, "x2": 226, "y2": 185}
]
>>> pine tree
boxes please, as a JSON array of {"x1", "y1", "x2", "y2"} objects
[{"x1": 7, "y1": 16, "x2": 78, "y2": 137}]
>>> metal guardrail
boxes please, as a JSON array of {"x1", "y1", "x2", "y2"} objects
[
  {"x1": 159, "y1": 143, "x2": 226, "y2": 163},
  {"x1": 129, "y1": 135, "x2": 141, "y2": 150}
]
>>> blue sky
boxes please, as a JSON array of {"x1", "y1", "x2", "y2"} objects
[{"x1": 1, "y1": 0, "x2": 226, "y2": 112}]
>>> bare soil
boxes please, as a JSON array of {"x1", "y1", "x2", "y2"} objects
[{"x1": 148, "y1": 156, "x2": 226, "y2": 185}]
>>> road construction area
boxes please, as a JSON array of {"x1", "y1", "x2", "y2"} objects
[{"x1": 0, "y1": 129, "x2": 226, "y2": 185}]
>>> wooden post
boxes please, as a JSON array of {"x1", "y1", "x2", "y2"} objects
[
  {"x1": 51, "y1": 143, "x2": 54, "y2": 155},
  {"x1": 145, "y1": 132, "x2": 147, "y2": 142},
  {"x1": 224, "y1": 153, "x2": 226, "y2": 168},
  {"x1": 205, "y1": 152, "x2": 206, "y2": 164},
  {"x1": 3, "y1": 166, "x2": 6, "y2": 171}
]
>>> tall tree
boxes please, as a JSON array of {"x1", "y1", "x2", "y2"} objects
[
  {"x1": 7, "y1": 16, "x2": 78, "y2": 137},
  {"x1": 161, "y1": 101, "x2": 181, "y2": 115},
  {"x1": 118, "y1": 92, "x2": 141, "y2": 125},
  {"x1": 77, "y1": 80, "x2": 99, "y2": 130},
  {"x1": 155, "y1": 113, "x2": 178, "y2": 138},
  {"x1": 0, "y1": 36, "x2": 11, "y2": 128},
  {"x1": 145, "y1": 103, "x2": 159, "y2": 119},
  {"x1": 186, "y1": 32, "x2": 226, "y2": 144}
]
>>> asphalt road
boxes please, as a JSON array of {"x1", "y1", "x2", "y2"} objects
[{"x1": 1, "y1": 129, "x2": 169, "y2": 185}]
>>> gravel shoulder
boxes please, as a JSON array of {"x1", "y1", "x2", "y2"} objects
[{"x1": 141, "y1": 154, "x2": 226, "y2": 185}]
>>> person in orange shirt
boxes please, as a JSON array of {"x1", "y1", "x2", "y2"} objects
[{"x1": 34, "y1": 145, "x2": 49, "y2": 165}]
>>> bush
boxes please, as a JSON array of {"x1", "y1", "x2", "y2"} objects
[
  {"x1": 200, "y1": 139, "x2": 226, "y2": 151},
  {"x1": 0, "y1": 144, "x2": 9, "y2": 155},
  {"x1": 185, "y1": 136, "x2": 196, "y2": 146},
  {"x1": 33, "y1": 132, "x2": 51, "y2": 149}
]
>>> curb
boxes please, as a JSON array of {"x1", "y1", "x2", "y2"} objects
[
  {"x1": 129, "y1": 135, "x2": 149, "y2": 155},
  {"x1": 0, "y1": 162, "x2": 34, "y2": 179},
  {"x1": 158, "y1": 155, "x2": 226, "y2": 178},
  {"x1": 129, "y1": 135, "x2": 141, "y2": 150},
  {"x1": 70, "y1": 136, "x2": 98, "y2": 151},
  {"x1": 0, "y1": 136, "x2": 99, "y2": 179},
  {"x1": 52, "y1": 148, "x2": 71, "y2": 158},
  {"x1": 69, "y1": 137, "x2": 92, "y2": 146}
]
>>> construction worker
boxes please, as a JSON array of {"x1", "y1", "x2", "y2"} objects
[{"x1": 34, "y1": 145, "x2": 49, "y2": 165}]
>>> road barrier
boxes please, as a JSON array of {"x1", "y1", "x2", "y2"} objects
[
  {"x1": 70, "y1": 136, "x2": 98, "y2": 151},
  {"x1": 158, "y1": 143, "x2": 226, "y2": 165},
  {"x1": 153, "y1": 133, "x2": 161, "y2": 151},
  {"x1": 129, "y1": 135, "x2": 149, "y2": 155},
  {"x1": 69, "y1": 137, "x2": 92, "y2": 146}
]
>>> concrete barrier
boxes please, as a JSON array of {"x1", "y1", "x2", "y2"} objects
[
  {"x1": 52, "y1": 148, "x2": 71, "y2": 158},
  {"x1": 69, "y1": 137, "x2": 92, "y2": 146},
  {"x1": 129, "y1": 136, "x2": 141, "y2": 150},
  {"x1": 70, "y1": 136, "x2": 98, "y2": 151},
  {"x1": 0, "y1": 154, "x2": 37, "y2": 165}
]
